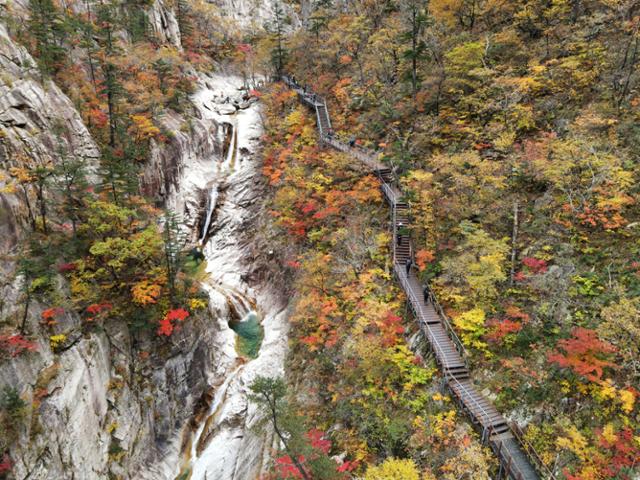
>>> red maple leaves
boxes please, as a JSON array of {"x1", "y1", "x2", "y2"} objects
[
  {"x1": 41, "y1": 307, "x2": 65, "y2": 326},
  {"x1": 547, "y1": 327, "x2": 617, "y2": 381},
  {"x1": 270, "y1": 430, "x2": 357, "y2": 479},
  {"x1": 85, "y1": 303, "x2": 113, "y2": 322},
  {"x1": 0, "y1": 334, "x2": 38, "y2": 357},
  {"x1": 157, "y1": 308, "x2": 190, "y2": 336}
]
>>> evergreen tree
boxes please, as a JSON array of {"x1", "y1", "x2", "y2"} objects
[
  {"x1": 266, "y1": 1, "x2": 288, "y2": 74},
  {"x1": 162, "y1": 211, "x2": 188, "y2": 306},
  {"x1": 27, "y1": 0, "x2": 67, "y2": 76},
  {"x1": 175, "y1": 0, "x2": 193, "y2": 43},
  {"x1": 401, "y1": 0, "x2": 430, "y2": 103},
  {"x1": 123, "y1": 0, "x2": 149, "y2": 43},
  {"x1": 95, "y1": 0, "x2": 122, "y2": 148},
  {"x1": 52, "y1": 144, "x2": 89, "y2": 239},
  {"x1": 99, "y1": 146, "x2": 139, "y2": 206}
]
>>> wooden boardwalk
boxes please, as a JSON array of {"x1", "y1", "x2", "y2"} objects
[{"x1": 282, "y1": 75, "x2": 553, "y2": 480}]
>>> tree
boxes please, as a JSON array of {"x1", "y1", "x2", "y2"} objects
[
  {"x1": 401, "y1": 0, "x2": 430, "y2": 102},
  {"x1": 437, "y1": 223, "x2": 509, "y2": 308},
  {"x1": 364, "y1": 457, "x2": 421, "y2": 480},
  {"x1": 598, "y1": 291, "x2": 640, "y2": 375},
  {"x1": 547, "y1": 327, "x2": 617, "y2": 382},
  {"x1": 162, "y1": 211, "x2": 187, "y2": 305},
  {"x1": 175, "y1": 0, "x2": 193, "y2": 42},
  {"x1": 249, "y1": 376, "x2": 311, "y2": 480},
  {"x1": 95, "y1": 0, "x2": 122, "y2": 148},
  {"x1": 249, "y1": 377, "x2": 345, "y2": 480},
  {"x1": 266, "y1": 1, "x2": 288, "y2": 74},
  {"x1": 27, "y1": 0, "x2": 67, "y2": 76},
  {"x1": 52, "y1": 145, "x2": 89, "y2": 239}
]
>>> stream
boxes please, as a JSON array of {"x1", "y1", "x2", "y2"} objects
[{"x1": 173, "y1": 74, "x2": 288, "y2": 480}]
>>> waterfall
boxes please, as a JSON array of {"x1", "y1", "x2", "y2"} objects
[
  {"x1": 190, "y1": 365, "x2": 244, "y2": 461},
  {"x1": 199, "y1": 188, "x2": 219, "y2": 244},
  {"x1": 175, "y1": 75, "x2": 287, "y2": 480},
  {"x1": 199, "y1": 122, "x2": 236, "y2": 244}
]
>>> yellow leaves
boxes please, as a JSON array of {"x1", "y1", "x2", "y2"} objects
[
  {"x1": 439, "y1": 226, "x2": 509, "y2": 308},
  {"x1": 189, "y1": 298, "x2": 208, "y2": 310},
  {"x1": 590, "y1": 379, "x2": 637, "y2": 417},
  {"x1": 431, "y1": 392, "x2": 449, "y2": 402},
  {"x1": 129, "y1": 115, "x2": 161, "y2": 142},
  {"x1": 285, "y1": 108, "x2": 307, "y2": 133},
  {"x1": 493, "y1": 130, "x2": 516, "y2": 151},
  {"x1": 557, "y1": 425, "x2": 590, "y2": 462},
  {"x1": 49, "y1": 334, "x2": 67, "y2": 351},
  {"x1": 453, "y1": 308, "x2": 489, "y2": 353},
  {"x1": 364, "y1": 458, "x2": 421, "y2": 480},
  {"x1": 131, "y1": 280, "x2": 162, "y2": 306},
  {"x1": 619, "y1": 389, "x2": 635, "y2": 414},
  {"x1": 9, "y1": 166, "x2": 35, "y2": 183},
  {"x1": 430, "y1": 0, "x2": 466, "y2": 28},
  {"x1": 601, "y1": 423, "x2": 618, "y2": 444}
]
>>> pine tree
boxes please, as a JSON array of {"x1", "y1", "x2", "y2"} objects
[
  {"x1": 175, "y1": 0, "x2": 193, "y2": 43},
  {"x1": 266, "y1": 1, "x2": 288, "y2": 74},
  {"x1": 401, "y1": 0, "x2": 430, "y2": 103},
  {"x1": 123, "y1": 0, "x2": 149, "y2": 43},
  {"x1": 52, "y1": 143, "x2": 89, "y2": 239},
  {"x1": 95, "y1": 0, "x2": 122, "y2": 149},
  {"x1": 27, "y1": 0, "x2": 67, "y2": 76}
]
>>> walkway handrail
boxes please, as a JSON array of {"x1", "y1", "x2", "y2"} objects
[
  {"x1": 510, "y1": 422, "x2": 555, "y2": 479},
  {"x1": 394, "y1": 264, "x2": 458, "y2": 376},
  {"x1": 449, "y1": 375, "x2": 500, "y2": 434},
  {"x1": 425, "y1": 286, "x2": 468, "y2": 360}
]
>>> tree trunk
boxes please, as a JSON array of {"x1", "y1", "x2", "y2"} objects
[{"x1": 509, "y1": 200, "x2": 519, "y2": 285}]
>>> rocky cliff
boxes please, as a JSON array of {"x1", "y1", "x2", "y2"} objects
[
  {"x1": 0, "y1": 1, "x2": 285, "y2": 477},
  {"x1": 0, "y1": 11, "x2": 222, "y2": 478}
]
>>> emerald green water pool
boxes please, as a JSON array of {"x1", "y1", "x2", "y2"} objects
[{"x1": 229, "y1": 311, "x2": 264, "y2": 358}]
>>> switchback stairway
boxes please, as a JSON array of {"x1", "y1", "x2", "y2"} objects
[{"x1": 281, "y1": 75, "x2": 554, "y2": 480}]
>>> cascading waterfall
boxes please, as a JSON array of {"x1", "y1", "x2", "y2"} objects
[
  {"x1": 190, "y1": 364, "x2": 244, "y2": 460},
  {"x1": 173, "y1": 75, "x2": 288, "y2": 480},
  {"x1": 199, "y1": 122, "x2": 236, "y2": 244},
  {"x1": 198, "y1": 188, "x2": 219, "y2": 244}
]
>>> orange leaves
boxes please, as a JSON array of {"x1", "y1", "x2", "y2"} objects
[
  {"x1": 41, "y1": 307, "x2": 65, "y2": 326},
  {"x1": 415, "y1": 249, "x2": 435, "y2": 271},
  {"x1": 575, "y1": 200, "x2": 634, "y2": 230},
  {"x1": 548, "y1": 327, "x2": 617, "y2": 382},
  {"x1": 131, "y1": 280, "x2": 162, "y2": 306},
  {"x1": 486, "y1": 305, "x2": 530, "y2": 343},
  {"x1": 377, "y1": 311, "x2": 404, "y2": 347},
  {"x1": 157, "y1": 308, "x2": 190, "y2": 336},
  {"x1": 347, "y1": 175, "x2": 382, "y2": 203}
]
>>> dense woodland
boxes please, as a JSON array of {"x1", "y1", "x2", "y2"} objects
[
  {"x1": 266, "y1": 0, "x2": 640, "y2": 478},
  {"x1": 1, "y1": 0, "x2": 640, "y2": 478}
]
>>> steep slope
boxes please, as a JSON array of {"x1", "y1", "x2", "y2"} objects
[{"x1": 0, "y1": 2, "x2": 288, "y2": 479}]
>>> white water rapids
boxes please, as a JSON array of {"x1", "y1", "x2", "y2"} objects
[{"x1": 169, "y1": 74, "x2": 288, "y2": 480}]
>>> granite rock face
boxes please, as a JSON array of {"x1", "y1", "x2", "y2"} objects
[
  {"x1": 0, "y1": 2, "x2": 288, "y2": 478},
  {"x1": 0, "y1": 14, "x2": 220, "y2": 479},
  {"x1": 0, "y1": 23, "x2": 100, "y2": 256}
]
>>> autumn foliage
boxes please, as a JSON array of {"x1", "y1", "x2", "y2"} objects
[
  {"x1": 547, "y1": 328, "x2": 617, "y2": 382},
  {"x1": 0, "y1": 335, "x2": 38, "y2": 358},
  {"x1": 157, "y1": 308, "x2": 190, "y2": 336}
]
